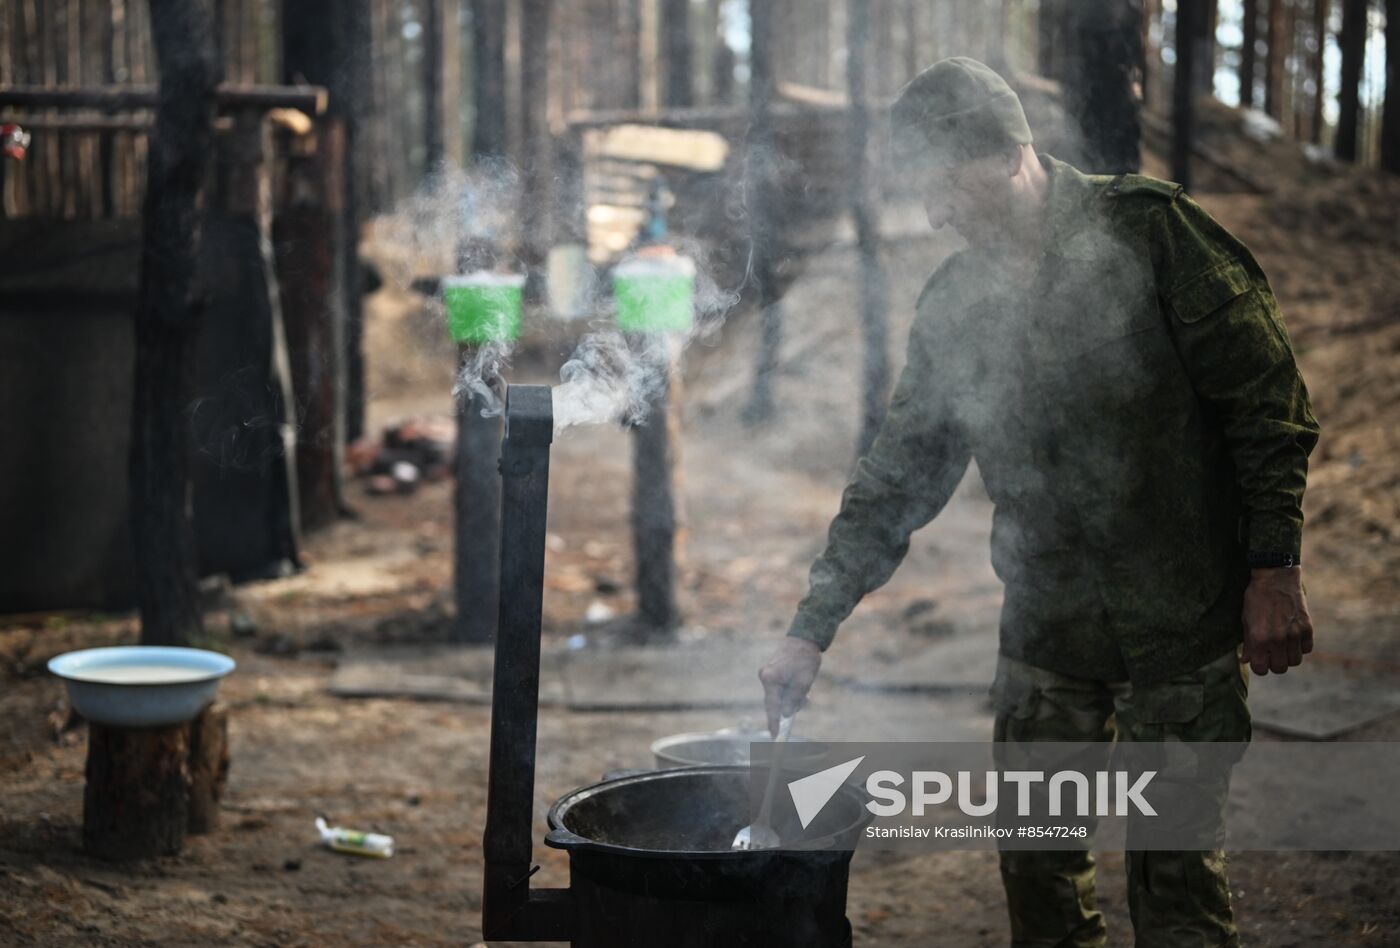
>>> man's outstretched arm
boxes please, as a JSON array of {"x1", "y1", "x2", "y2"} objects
[{"x1": 761, "y1": 328, "x2": 970, "y2": 732}]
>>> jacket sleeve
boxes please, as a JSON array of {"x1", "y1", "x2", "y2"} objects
[
  {"x1": 1151, "y1": 192, "x2": 1320, "y2": 559},
  {"x1": 788, "y1": 319, "x2": 971, "y2": 651}
]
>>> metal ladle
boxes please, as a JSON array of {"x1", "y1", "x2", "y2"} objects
[{"x1": 731, "y1": 713, "x2": 794, "y2": 851}]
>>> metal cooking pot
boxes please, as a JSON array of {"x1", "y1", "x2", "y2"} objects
[
  {"x1": 651, "y1": 728, "x2": 828, "y2": 770},
  {"x1": 482, "y1": 388, "x2": 870, "y2": 947},
  {"x1": 546, "y1": 765, "x2": 870, "y2": 947}
]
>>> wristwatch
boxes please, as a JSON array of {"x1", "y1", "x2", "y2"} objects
[{"x1": 1247, "y1": 551, "x2": 1299, "y2": 569}]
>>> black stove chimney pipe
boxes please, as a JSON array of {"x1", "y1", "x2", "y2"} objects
[{"x1": 481, "y1": 385, "x2": 573, "y2": 941}]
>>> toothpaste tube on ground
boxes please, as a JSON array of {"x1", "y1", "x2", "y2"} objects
[{"x1": 315, "y1": 817, "x2": 395, "y2": 858}]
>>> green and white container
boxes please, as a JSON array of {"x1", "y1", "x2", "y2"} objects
[
  {"x1": 442, "y1": 271, "x2": 526, "y2": 344},
  {"x1": 611, "y1": 254, "x2": 695, "y2": 334}
]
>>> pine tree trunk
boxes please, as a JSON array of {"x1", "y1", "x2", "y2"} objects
[
  {"x1": 274, "y1": 118, "x2": 348, "y2": 532},
  {"x1": 387, "y1": 1, "x2": 413, "y2": 194},
  {"x1": 131, "y1": 0, "x2": 219, "y2": 648},
  {"x1": 473, "y1": 0, "x2": 508, "y2": 160},
  {"x1": 1142, "y1": 0, "x2": 1161, "y2": 109},
  {"x1": 1279, "y1": 0, "x2": 1298, "y2": 135},
  {"x1": 1265, "y1": 0, "x2": 1285, "y2": 117},
  {"x1": 742, "y1": 0, "x2": 781, "y2": 426},
  {"x1": 848, "y1": 0, "x2": 889, "y2": 460},
  {"x1": 281, "y1": 0, "x2": 367, "y2": 511},
  {"x1": 1064, "y1": 0, "x2": 1144, "y2": 174},
  {"x1": 423, "y1": 0, "x2": 445, "y2": 171},
  {"x1": 1311, "y1": 0, "x2": 1330, "y2": 143},
  {"x1": 660, "y1": 0, "x2": 692, "y2": 107},
  {"x1": 1197, "y1": 0, "x2": 1218, "y2": 95},
  {"x1": 1335, "y1": 0, "x2": 1367, "y2": 160},
  {"x1": 1381, "y1": 0, "x2": 1399, "y2": 172},
  {"x1": 902, "y1": 0, "x2": 919, "y2": 83},
  {"x1": 520, "y1": 0, "x2": 551, "y2": 268},
  {"x1": 710, "y1": 0, "x2": 734, "y2": 105},
  {"x1": 1173, "y1": 0, "x2": 1200, "y2": 189},
  {"x1": 1039, "y1": 0, "x2": 1063, "y2": 78},
  {"x1": 622, "y1": 0, "x2": 643, "y2": 110},
  {"x1": 281, "y1": 0, "x2": 372, "y2": 442},
  {"x1": 1240, "y1": 0, "x2": 1258, "y2": 107}
]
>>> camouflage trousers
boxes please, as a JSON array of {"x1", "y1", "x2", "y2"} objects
[{"x1": 990, "y1": 648, "x2": 1251, "y2": 948}]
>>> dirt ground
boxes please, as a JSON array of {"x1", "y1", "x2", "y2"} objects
[{"x1": 3, "y1": 115, "x2": 1400, "y2": 946}]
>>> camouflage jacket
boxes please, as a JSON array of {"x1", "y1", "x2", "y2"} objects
[{"x1": 789, "y1": 155, "x2": 1320, "y2": 684}]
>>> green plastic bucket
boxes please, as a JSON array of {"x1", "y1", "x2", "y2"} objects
[
  {"x1": 442, "y1": 272, "x2": 526, "y2": 344},
  {"x1": 612, "y1": 255, "x2": 695, "y2": 334}
]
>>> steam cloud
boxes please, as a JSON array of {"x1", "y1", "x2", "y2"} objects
[{"x1": 378, "y1": 160, "x2": 742, "y2": 433}]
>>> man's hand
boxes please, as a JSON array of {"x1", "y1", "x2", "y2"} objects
[
  {"x1": 759, "y1": 637, "x2": 823, "y2": 736},
  {"x1": 1241, "y1": 566, "x2": 1314, "y2": 675}
]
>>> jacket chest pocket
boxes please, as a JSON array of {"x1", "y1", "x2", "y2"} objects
[
  {"x1": 1063, "y1": 326, "x2": 1173, "y2": 411},
  {"x1": 1028, "y1": 259, "x2": 1173, "y2": 410},
  {"x1": 1018, "y1": 325, "x2": 1175, "y2": 430}
]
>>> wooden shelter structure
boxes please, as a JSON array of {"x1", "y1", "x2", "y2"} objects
[{"x1": 0, "y1": 81, "x2": 330, "y2": 612}]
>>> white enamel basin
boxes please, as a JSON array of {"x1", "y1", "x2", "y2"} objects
[{"x1": 48, "y1": 646, "x2": 236, "y2": 728}]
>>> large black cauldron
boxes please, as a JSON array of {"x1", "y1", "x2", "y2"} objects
[
  {"x1": 546, "y1": 766, "x2": 867, "y2": 947},
  {"x1": 481, "y1": 387, "x2": 868, "y2": 947}
]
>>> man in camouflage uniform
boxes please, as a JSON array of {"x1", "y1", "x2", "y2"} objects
[{"x1": 759, "y1": 58, "x2": 1319, "y2": 946}]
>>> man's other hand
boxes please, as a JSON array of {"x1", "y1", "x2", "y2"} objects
[
  {"x1": 1241, "y1": 566, "x2": 1314, "y2": 675},
  {"x1": 759, "y1": 637, "x2": 823, "y2": 736}
]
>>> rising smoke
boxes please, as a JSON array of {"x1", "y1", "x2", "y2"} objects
[{"x1": 378, "y1": 160, "x2": 742, "y2": 433}]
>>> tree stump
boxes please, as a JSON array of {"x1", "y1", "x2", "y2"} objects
[
  {"x1": 83, "y1": 722, "x2": 190, "y2": 861},
  {"x1": 186, "y1": 704, "x2": 229, "y2": 835},
  {"x1": 81, "y1": 704, "x2": 230, "y2": 860}
]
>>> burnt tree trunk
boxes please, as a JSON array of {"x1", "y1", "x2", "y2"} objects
[
  {"x1": 1064, "y1": 0, "x2": 1144, "y2": 174},
  {"x1": 130, "y1": 0, "x2": 218, "y2": 647},
  {"x1": 660, "y1": 0, "x2": 693, "y2": 107},
  {"x1": 742, "y1": 0, "x2": 782, "y2": 426},
  {"x1": 1173, "y1": 0, "x2": 1200, "y2": 189},
  {"x1": 473, "y1": 0, "x2": 508, "y2": 161},
  {"x1": 1382, "y1": 0, "x2": 1399, "y2": 171},
  {"x1": 1335, "y1": 0, "x2": 1367, "y2": 160},
  {"x1": 83, "y1": 723, "x2": 189, "y2": 860},
  {"x1": 1240, "y1": 0, "x2": 1258, "y2": 107},
  {"x1": 848, "y1": 0, "x2": 889, "y2": 459}
]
